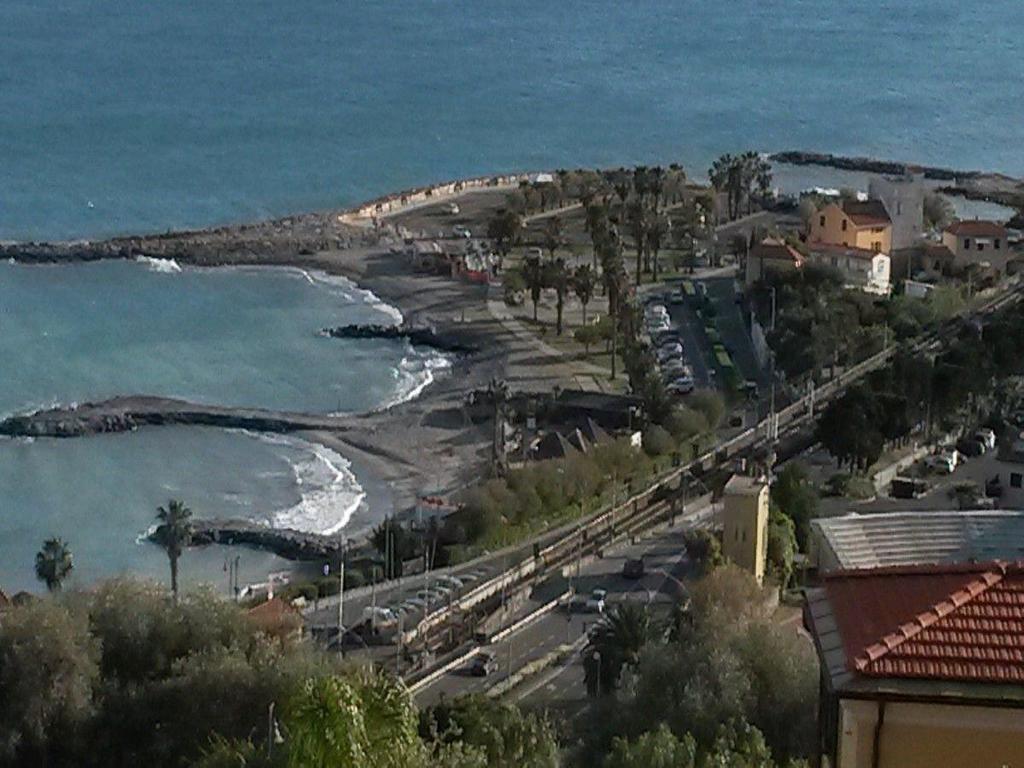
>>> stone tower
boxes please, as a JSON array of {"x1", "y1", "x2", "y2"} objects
[
  {"x1": 721, "y1": 474, "x2": 770, "y2": 585},
  {"x1": 869, "y1": 173, "x2": 925, "y2": 251}
]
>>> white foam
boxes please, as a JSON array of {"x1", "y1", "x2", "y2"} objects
[
  {"x1": 255, "y1": 433, "x2": 367, "y2": 536},
  {"x1": 135, "y1": 255, "x2": 182, "y2": 273},
  {"x1": 377, "y1": 349, "x2": 452, "y2": 411},
  {"x1": 293, "y1": 267, "x2": 404, "y2": 325}
]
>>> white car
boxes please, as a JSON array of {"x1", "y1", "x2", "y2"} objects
[
  {"x1": 645, "y1": 304, "x2": 669, "y2": 318},
  {"x1": 647, "y1": 320, "x2": 671, "y2": 334},
  {"x1": 667, "y1": 376, "x2": 695, "y2": 395},
  {"x1": 925, "y1": 453, "x2": 958, "y2": 475},
  {"x1": 586, "y1": 588, "x2": 607, "y2": 613},
  {"x1": 976, "y1": 428, "x2": 997, "y2": 450},
  {"x1": 452, "y1": 225, "x2": 472, "y2": 238},
  {"x1": 657, "y1": 343, "x2": 684, "y2": 362}
]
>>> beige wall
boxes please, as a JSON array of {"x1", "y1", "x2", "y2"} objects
[
  {"x1": 837, "y1": 698, "x2": 1024, "y2": 768},
  {"x1": 942, "y1": 230, "x2": 1011, "y2": 272},
  {"x1": 809, "y1": 203, "x2": 892, "y2": 254},
  {"x1": 722, "y1": 484, "x2": 769, "y2": 584}
]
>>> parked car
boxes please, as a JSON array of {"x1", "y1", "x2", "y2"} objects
[
  {"x1": 926, "y1": 453, "x2": 957, "y2": 475},
  {"x1": 667, "y1": 377, "x2": 695, "y2": 395},
  {"x1": 586, "y1": 588, "x2": 607, "y2": 613},
  {"x1": 453, "y1": 225, "x2": 472, "y2": 238},
  {"x1": 957, "y1": 438, "x2": 986, "y2": 457},
  {"x1": 891, "y1": 476, "x2": 929, "y2": 499},
  {"x1": 670, "y1": 291, "x2": 686, "y2": 305},
  {"x1": 446, "y1": 202, "x2": 460, "y2": 215},
  {"x1": 470, "y1": 652, "x2": 498, "y2": 677},
  {"x1": 622, "y1": 558, "x2": 645, "y2": 579},
  {"x1": 657, "y1": 343, "x2": 684, "y2": 362},
  {"x1": 647, "y1": 319, "x2": 671, "y2": 334},
  {"x1": 653, "y1": 330, "x2": 680, "y2": 345},
  {"x1": 975, "y1": 428, "x2": 997, "y2": 450}
]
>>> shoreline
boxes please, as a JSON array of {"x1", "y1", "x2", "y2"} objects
[{"x1": 4, "y1": 151, "x2": 1020, "y2": 567}]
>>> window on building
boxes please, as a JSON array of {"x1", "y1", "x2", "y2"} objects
[
  {"x1": 1012, "y1": 473, "x2": 1023, "y2": 489},
  {"x1": 734, "y1": 527, "x2": 739, "y2": 541},
  {"x1": 841, "y1": 220, "x2": 847, "y2": 232},
  {"x1": 819, "y1": 215, "x2": 826, "y2": 227},
  {"x1": 741, "y1": 529, "x2": 747, "y2": 543},
  {"x1": 964, "y1": 238, "x2": 971, "y2": 249},
  {"x1": 996, "y1": 238, "x2": 1002, "y2": 250},
  {"x1": 978, "y1": 242, "x2": 985, "y2": 251},
  {"x1": 831, "y1": 257, "x2": 838, "y2": 267},
  {"x1": 872, "y1": 241, "x2": 882, "y2": 251}
]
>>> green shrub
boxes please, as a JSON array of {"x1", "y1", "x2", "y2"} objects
[{"x1": 642, "y1": 425, "x2": 675, "y2": 456}]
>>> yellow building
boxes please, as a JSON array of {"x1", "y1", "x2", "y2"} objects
[
  {"x1": 809, "y1": 199, "x2": 892, "y2": 255},
  {"x1": 721, "y1": 474, "x2": 769, "y2": 585},
  {"x1": 805, "y1": 562, "x2": 1024, "y2": 768}
]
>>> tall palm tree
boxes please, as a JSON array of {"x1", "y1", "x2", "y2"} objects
[
  {"x1": 522, "y1": 255, "x2": 546, "y2": 322},
  {"x1": 154, "y1": 499, "x2": 194, "y2": 599},
  {"x1": 573, "y1": 264, "x2": 596, "y2": 326},
  {"x1": 647, "y1": 215, "x2": 668, "y2": 282},
  {"x1": 627, "y1": 199, "x2": 647, "y2": 285},
  {"x1": 35, "y1": 537, "x2": 73, "y2": 592},
  {"x1": 584, "y1": 603, "x2": 663, "y2": 696},
  {"x1": 545, "y1": 258, "x2": 571, "y2": 335},
  {"x1": 543, "y1": 215, "x2": 563, "y2": 260}
]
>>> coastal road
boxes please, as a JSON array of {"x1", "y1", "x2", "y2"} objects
[{"x1": 412, "y1": 518, "x2": 704, "y2": 706}]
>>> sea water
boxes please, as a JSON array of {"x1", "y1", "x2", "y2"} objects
[
  {"x1": 1, "y1": 0, "x2": 1022, "y2": 241},
  {"x1": 0, "y1": 261, "x2": 438, "y2": 592}
]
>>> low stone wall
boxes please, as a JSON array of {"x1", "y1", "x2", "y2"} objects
[{"x1": 342, "y1": 172, "x2": 533, "y2": 222}]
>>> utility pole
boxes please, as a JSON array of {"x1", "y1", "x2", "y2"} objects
[{"x1": 337, "y1": 538, "x2": 346, "y2": 658}]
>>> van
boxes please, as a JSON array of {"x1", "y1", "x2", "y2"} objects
[{"x1": 975, "y1": 428, "x2": 997, "y2": 450}]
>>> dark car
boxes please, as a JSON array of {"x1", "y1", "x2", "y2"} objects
[
  {"x1": 470, "y1": 652, "x2": 498, "y2": 677},
  {"x1": 622, "y1": 558, "x2": 645, "y2": 579},
  {"x1": 956, "y1": 438, "x2": 986, "y2": 457}
]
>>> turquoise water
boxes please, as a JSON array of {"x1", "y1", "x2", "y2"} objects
[
  {"x1": 1, "y1": 1, "x2": 1022, "y2": 241},
  {"x1": 3, "y1": 1, "x2": 1023, "y2": 591},
  {"x1": 0, "y1": 261, "x2": 432, "y2": 593}
]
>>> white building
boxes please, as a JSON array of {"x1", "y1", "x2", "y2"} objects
[
  {"x1": 806, "y1": 243, "x2": 891, "y2": 295},
  {"x1": 868, "y1": 173, "x2": 925, "y2": 250}
]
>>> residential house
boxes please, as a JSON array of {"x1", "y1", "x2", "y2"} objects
[
  {"x1": 868, "y1": 173, "x2": 925, "y2": 251},
  {"x1": 721, "y1": 474, "x2": 769, "y2": 585},
  {"x1": 247, "y1": 596, "x2": 304, "y2": 642},
  {"x1": 805, "y1": 562, "x2": 1024, "y2": 767},
  {"x1": 809, "y1": 199, "x2": 893, "y2": 255},
  {"x1": 942, "y1": 220, "x2": 1011, "y2": 273},
  {"x1": 745, "y1": 236, "x2": 804, "y2": 286},
  {"x1": 806, "y1": 243, "x2": 891, "y2": 295}
]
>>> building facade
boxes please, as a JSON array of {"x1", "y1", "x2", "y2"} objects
[
  {"x1": 721, "y1": 474, "x2": 769, "y2": 585},
  {"x1": 805, "y1": 243, "x2": 891, "y2": 295},
  {"x1": 942, "y1": 220, "x2": 1011, "y2": 272},
  {"x1": 745, "y1": 236, "x2": 804, "y2": 286},
  {"x1": 809, "y1": 199, "x2": 893, "y2": 255},
  {"x1": 868, "y1": 173, "x2": 925, "y2": 251}
]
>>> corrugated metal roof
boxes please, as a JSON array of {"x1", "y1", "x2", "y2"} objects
[{"x1": 813, "y1": 511, "x2": 1024, "y2": 570}]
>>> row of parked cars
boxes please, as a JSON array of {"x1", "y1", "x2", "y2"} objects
[
  {"x1": 925, "y1": 428, "x2": 997, "y2": 475},
  {"x1": 644, "y1": 297, "x2": 695, "y2": 396}
]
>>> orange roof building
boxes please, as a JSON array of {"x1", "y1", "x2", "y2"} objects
[{"x1": 805, "y1": 562, "x2": 1024, "y2": 767}]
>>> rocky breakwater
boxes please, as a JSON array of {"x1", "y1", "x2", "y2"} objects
[
  {"x1": 160, "y1": 518, "x2": 341, "y2": 561},
  {"x1": 0, "y1": 396, "x2": 346, "y2": 439},
  {"x1": 0, "y1": 209, "x2": 382, "y2": 266},
  {"x1": 322, "y1": 323, "x2": 478, "y2": 354}
]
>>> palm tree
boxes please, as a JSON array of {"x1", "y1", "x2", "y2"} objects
[
  {"x1": 584, "y1": 603, "x2": 663, "y2": 696},
  {"x1": 573, "y1": 264, "x2": 596, "y2": 325},
  {"x1": 543, "y1": 215, "x2": 563, "y2": 260},
  {"x1": 627, "y1": 199, "x2": 647, "y2": 285},
  {"x1": 522, "y1": 255, "x2": 546, "y2": 322},
  {"x1": 488, "y1": 377, "x2": 510, "y2": 474},
  {"x1": 287, "y1": 672, "x2": 422, "y2": 768},
  {"x1": 35, "y1": 537, "x2": 73, "y2": 592},
  {"x1": 545, "y1": 258, "x2": 571, "y2": 335},
  {"x1": 154, "y1": 499, "x2": 194, "y2": 599},
  {"x1": 647, "y1": 215, "x2": 668, "y2": 282}
]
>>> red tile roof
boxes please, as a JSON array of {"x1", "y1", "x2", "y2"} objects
[
  {"x1": 823, "y1": 562, "x2": 1024, "y2": 684},
  {"x1": 751, "y1": 237, "x2": 803, "y2": 265},
  {"x1": 808, "y1": 241, "x2": 883, "y2": 260},
  {"x1": 945, "y1": 220, "x2": 1008, "y2": 238},
  {"x1": 842, "y1": 199, "x2": 891, "y2": 227}
]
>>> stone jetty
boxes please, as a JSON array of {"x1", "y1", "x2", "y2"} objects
[
  {"x1": 321, "y1": 323, "x2": 477, "y2": 354},
  {"x1": 0, "y1": 396, "x2": 347, "y2": 439},
  {"x1": 166, "y1": 518, "x2": 341, "y2": 560}
]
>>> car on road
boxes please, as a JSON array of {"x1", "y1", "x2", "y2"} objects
[
  {"x1": 622, "y1": 558, "x2": 645, "y2": 579},
  {"x1": 976, "y1": 428, "x2": 997, "y2": 450},
  {"x1": 586, "y1": 588, "x2": 607, "y2": 613},
  {"x1": 470, "y1": 652, "x2": 498, "y2": 677},
  {"x1": 645, "y1": 303, "x2": 669, "y2": 318},
  {"x1": 926, "y1": 451, "x2": 960, "y2": 475},
  {"x1": 647, "y1": 319, "x2": 671, "y2": 334},
  {"x1": 452, "y1": 225, "x2": 472, "y2": 238},
  {"x1": 660, "y1": 359, "x2": 688, "y2": 376},
  {"x1": 446, "y1": 202, "x2": 460, "y2": 215},
  {"x1": 653, "y1": 330, "x2": 680, "y2": 345},
  {"x1": 670, "y1": 290, "x2": 686, "y2": 305}
]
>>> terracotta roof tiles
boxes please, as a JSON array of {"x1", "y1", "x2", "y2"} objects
[
  {"x1": 842, "y1": 199, "x2": 891, "y2": 227},
  {"x1": 821, "y1": 562, "x2": 1024, "y2": 685},
  {"x1": 946, "y1": 220, "x2": 1008, "y2": 238}
]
